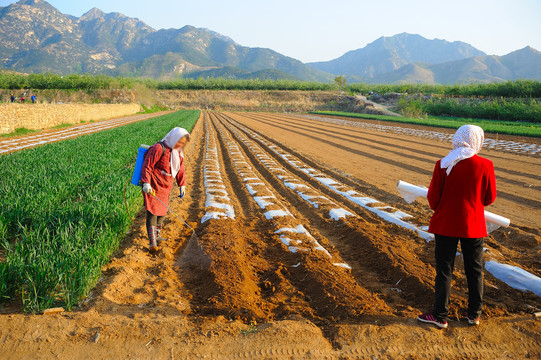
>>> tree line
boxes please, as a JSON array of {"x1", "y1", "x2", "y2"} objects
[{"x1": 1, "y1": 72, "x2": 540, "y2": 97}]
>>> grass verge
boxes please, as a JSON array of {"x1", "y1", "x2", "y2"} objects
[
  {"x1": 138, "y1": 104, "x2": 170, "y2": 114},
  {"x1": 309, "y1": 111, "x2": 541, "y2": 138},
  {"x1": 52, "y1": 123, "x2": 74, "y2": 129},
  {"x1": 0, "y1": 127, "x2": 40, "y2": 138},
  {"x1": 0, "y1": 110, "x2": 200, "y2": 312}
]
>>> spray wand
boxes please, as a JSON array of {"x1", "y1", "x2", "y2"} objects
[{"x1": 150, "y1": 190, "x2": 195, "y2": 232}]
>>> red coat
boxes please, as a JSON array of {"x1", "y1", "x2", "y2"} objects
[
  {"x1": 142, "y1": 143, "x2": 186, "y2": 216},
  {"x1": 428, "y1": 155, "x2": 497, "y2": 238}
]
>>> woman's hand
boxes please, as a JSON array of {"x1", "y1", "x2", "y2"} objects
[
  {"x1": 142, "y1": 183, "x2": 153, "y2": 194},
  {"x1": 179, "y1": 186, "x2": 186, "y2": 199}
]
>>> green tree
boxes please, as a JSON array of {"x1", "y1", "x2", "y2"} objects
[{"x1": 334, "y1": 76, "x2": 347, "y2": 91}]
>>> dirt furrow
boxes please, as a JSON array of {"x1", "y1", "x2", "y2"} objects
[
  {"x1": 296, "y1": 113, "x2": 541, "y2": 156},
  {"x1": 230, "y1": 111, "x2": 540, "y2": 226},
  {"x1": 282, "y1": 114, "x2": 541, "y2": 189},
  {"x1": 231, "y1": 112, "x2": 541, "y2": 272},
  {"x1": 258, "y1": 112, "x2": 541, "y2": 170},
  {"x1": 215, "y1": 115, "x2": 358, "y2": 223},
  {"x1": 182, "y1": 113, "x2": 276, "y2": 321},
  {"x1": 243, "y1": 112, "x2": 541, "y2": 209},
  {"x1": 206, "y1": 113, "x2": 319, "y2": 321},
  {"x1": 223, "y1": 111, "x2": 541, "y2": 316},
  {"x1": 291, "y1": 113, "x2": 541, "y2": 168},
  {"x1": 225, "y1": 113, "x2": 433, "y2": 240},
  {"x1": 226, "y1": 113, "x2": 541, "y2": 276},
  {"x1": 210, "y1": 112, "x2": 392, "y2": 321},
  {"x1": 216, "y1": 112, "x2": 438, "y2": 308},
  {"x1": 277, "y1": 113, "x2": 541, "y2": 194}
]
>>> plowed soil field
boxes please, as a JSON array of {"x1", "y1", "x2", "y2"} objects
[{"x1": 1, "y1": 111, "x2": 539, "y2": 359}]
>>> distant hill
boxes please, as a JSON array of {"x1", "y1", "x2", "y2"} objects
[
  {"x1": 182, "y1": 67, "x2": 300, "y2": 81},
  {"x1": 0, "y1": 0, "x2": 331, "y2": 81},
  {"x1": 113, "y1": 25, "x2": 330, "y2": 80},
  {"x1": 308, "y1": 33, "x2": 486, "y2": 80},
  {"x1": 371, "y1": 46, "x2": 541, "y2": 84}
]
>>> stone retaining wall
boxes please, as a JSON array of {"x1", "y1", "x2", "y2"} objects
[{"x1": 0, "y1": 103, "x2": 141, "y2": 134}]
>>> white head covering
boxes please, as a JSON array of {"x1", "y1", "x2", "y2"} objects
[
  {"x1": 161, "y1": 127, "x2": 190, "y2": 177},
  {"x1": 441, "y1": 125, "x2": 485, "y2": 175}
]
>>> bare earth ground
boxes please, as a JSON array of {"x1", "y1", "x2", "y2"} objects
[
  {"x1": 231, "y1": 112, "x2": 540, "y2": 228},
  {"x1": 0, "y1": 112, "x2": 540, "y2": 359}
]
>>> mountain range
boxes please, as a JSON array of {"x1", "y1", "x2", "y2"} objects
[
  {"x1": 309, "y1": 33, "x2": 541, "y2": 84},
  {"x1": 309, "y1": 33, "x2": 486, "y2": 79},
  {"x1": 0, "y1": 0, "x2": 539, "y2": 84},
  {"x1": 368, "y1": 46, "x2": 541, "y2": 84},
  {"x1": 0, "y1": 0, "x2": 330, "y2": 81}
]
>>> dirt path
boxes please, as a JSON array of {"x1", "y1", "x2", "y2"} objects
[
  {"x1": 1, "y1": 311, "x2": 539, "y2": 359},
  {"x1": 0, "y1": 111, "x2": 539, "y2": 359},
  {"x1": 0, "y1": 111, "x2": 173, "y2": 154}
]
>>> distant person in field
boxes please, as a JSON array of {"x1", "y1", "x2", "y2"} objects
[
  {"x1": 20, "y1": 96, "x2": 25, "y2": 103},
  {"x1": 141, "y1": 127, "x2": 190, "y2": 252},
  {"x1": 418, "y1": 125, "x2": 496, "y2": 329},
  {"x1": 31, "y1": 95, "x2": 36, "y2": 104},
  {"x1": 10, "y1": 94, "x2": 15, "y2": 103}
]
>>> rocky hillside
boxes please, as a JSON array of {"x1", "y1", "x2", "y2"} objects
[
  {"x1": 309, "y1": 33, "x2": 541, "y2": 84},
  {"x1": 0, "y1": 0, "x2": 331, "y2": 81},
  {"x1": 308, "y1": 33, "x2": 486, "y2": 80},
  {"x1": 371, "y1": 46, "x2": 541, "y2": 84}
]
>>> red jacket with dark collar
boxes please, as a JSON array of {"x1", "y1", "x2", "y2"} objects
[{"x1": 428, "y1": 155, "x2": 497, "y2": 238}]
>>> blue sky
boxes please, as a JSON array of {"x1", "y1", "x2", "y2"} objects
[{"x1": 1, "y1": 0, "x2": 540, "y2": 62}]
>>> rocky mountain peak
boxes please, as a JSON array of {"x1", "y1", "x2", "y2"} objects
[
  {"x1": 518, "y1": 45, "x2": 539, "y2": 54},
  {"x1": 15, "y1": 0, "x2": 56, "y2": 10},
  {"x1": 79, "y1": 7, "x2": 106, "y2": 21},
  {"x1": 17, "y1": 0, "x2": 42, "y2": 5}
]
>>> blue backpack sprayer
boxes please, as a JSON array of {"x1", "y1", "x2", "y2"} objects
[
  {"x1": 128, "y1": 144, "x2": 194, "y2": 232},
  {"x1": 130, "y1": 145, "x2": 151, "y2": 186}
]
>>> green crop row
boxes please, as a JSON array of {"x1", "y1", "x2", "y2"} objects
[
  {"x1": 1, "y1": 71, "x2": 541, "y2": 97},
  {"x1": 0, "y1": 110, "x2": 200, "y2": 312},
  {"x1": 310, "y1": 111, "x2": 541, "y2": 138}
]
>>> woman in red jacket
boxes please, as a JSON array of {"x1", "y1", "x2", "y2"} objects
[
  {"x1": 418, "y1": 125, "x2": 496, "y2": 329},
  {"x1": 141, "y1": 127, "x2": 190, "y2": 252}
]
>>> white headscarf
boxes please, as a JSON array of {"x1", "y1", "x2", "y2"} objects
[
  {"x1": 161, "y1": 127, "x2": 190, "y2": 177},
  {"x1": 441, "y1": 125, "x2": 485, "y2": 175}
]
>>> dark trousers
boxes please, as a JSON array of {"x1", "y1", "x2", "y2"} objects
[
  {"x1": 146, "y1": 210, "x2": 165, "y2": 230},
  {"x1": 434, "y1": 235, "x2": 484, "y2": 321}
]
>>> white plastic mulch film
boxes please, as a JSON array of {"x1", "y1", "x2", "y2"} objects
[{"x1": 396, "y1": 180, "x2": 510, "y2": 233}]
